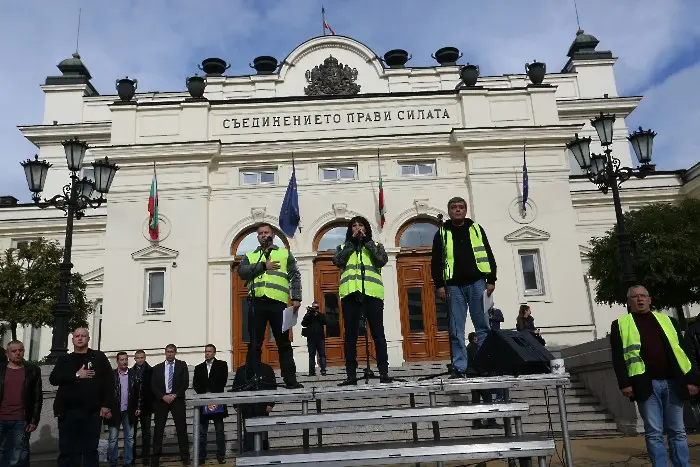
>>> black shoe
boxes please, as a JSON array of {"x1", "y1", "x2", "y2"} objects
[
  {"x1": 181, "y1": 458, "x2": 191, "y2": 467},
  {"x1": 308, "y1": 371, "x2": 316, "y2": 376},
  {"x1": 487, "y1": 420, "x2": 504, "y2": 429},
  {"x1": 449, "y1": 371, "x2": 466, "y2": 379},
  {"x1": 472, "y1": 420, "x2": 483, "y2": 429},
  {"x1": 286, "y1": 381, "x2": 304, "y2": 389},
  {"x1": 464, "y1": 367, "x2": 479, "y2": 377},
  {"x1": 217, "y1": 456, "x2": 226, "y2": 464},
  {"x1": 320, "y1": 369, "x2": 327, "y2": 376},
  {"x1": 339, "y1": 378, "x2": 357, "y2": 386},
  {"x1": 379, "y1": 373, "x2": 392, "y2": 384}
]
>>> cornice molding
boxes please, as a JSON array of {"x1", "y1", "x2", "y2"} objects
[
  {"x1": 557, "y1": 96, "x2": 642, "y2": 119},
  {"x1": 504, "y1": 226, "x2": 551, "y2": 243},
  {"x1": 0, "y1": 216, "x2": 106, "y2": 235},
  {"x1": 89, "y1": 141, "x2": 222, "y2": 165},
  {"x1": 131, "y1": 245, "x2": 179, "y2": 261},
  {"x1": 18, "y1": 122, "x2": 112, "y2": 146},
  {"x1": 451, "y1": 124, "x2": 583, "y2": 149}
]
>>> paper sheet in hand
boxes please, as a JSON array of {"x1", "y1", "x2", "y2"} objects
[
  {"x1": 282, "y1": 306, "x2": 298, "y2": 332},
  {"x1": 483, "y1": 289, "x2": 494, "y2": 313}
]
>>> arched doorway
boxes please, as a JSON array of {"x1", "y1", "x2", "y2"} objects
[
  {"x1": 231, "y1": 227, "x2": 289, "y2": 369},
  {"x1": 396, "y1": 218, "x2": 450, "y2": 361},
  {"x1": 312, "y1": 222, "x2": 374, "y2": 367}
]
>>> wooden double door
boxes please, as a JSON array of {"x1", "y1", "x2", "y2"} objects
[{"x1": 397, "y1": 253, "x2": 451, "y2": 361}]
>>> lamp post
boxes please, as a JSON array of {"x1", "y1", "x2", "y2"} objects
[
  {"x1": 567, "y1": 113, "x2": 656, "y2": 288},
  {"x1": 20, "y1": 138, "x2": 119, "y2": 363}
]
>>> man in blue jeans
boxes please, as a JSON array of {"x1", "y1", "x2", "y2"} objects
[
  {"x1": 431, "y1": 197, "x2": 497, "y2": 378},
  {"x1": 611, "y1": 285, "x2": 699, "y2": 467},
  {"x1": 0, "y1": 340, "x2": 43, "y2": 467}
]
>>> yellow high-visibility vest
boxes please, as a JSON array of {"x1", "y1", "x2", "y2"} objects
[
  {"x1": 245, "y1": 249, "x2": 290, "y2": 304},
  {"x1": 338, "y1": 243, "x2": 384, "y2": 300},
  {"x1": 442, "y1": 223, "x2": 491, "y2": 280},
  {"x1": 618, "y1": 312, "x2": 692, "y2": 377}
]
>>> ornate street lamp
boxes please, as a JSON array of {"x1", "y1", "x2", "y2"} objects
[
  {"x1": 568, "y1": 116, "x2": 656, "y2": 288},
  {"x1": 20, "y1": 139, "x2": 119, "y2": 363}
]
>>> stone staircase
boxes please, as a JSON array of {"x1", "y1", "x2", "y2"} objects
[{"x1": 148, "y1": 361, "x2": 618, "y2": 455}]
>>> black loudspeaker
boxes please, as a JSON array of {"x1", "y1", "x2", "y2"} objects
[{"x1": 473, "y1": 330, "x2": 554, "y2": 376}]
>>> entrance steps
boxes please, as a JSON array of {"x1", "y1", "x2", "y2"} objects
[{"x1": 147, "y1": 361, "x2": 618, "y2": 456}]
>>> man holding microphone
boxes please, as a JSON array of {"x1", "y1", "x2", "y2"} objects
[
  {"x1": 431, "y1": 197, "x2": 497, "y2": 378},
  {"x1": 238, "y1": 223, "x2": 303, "y2": 389}
]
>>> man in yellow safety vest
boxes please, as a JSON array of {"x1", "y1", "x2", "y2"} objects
[
  {"x1": 237, "y1": 223, "x2": 303, "y2": 389},
  {"x1": 431, "y1": 197, "x2": 497, "y2": 378},
  {"x1": 332, "y1": 216, "x2": 391, "y2": 384},
  {"x1": 611, "y1": 285, "x2": 699, "y2": 466}
]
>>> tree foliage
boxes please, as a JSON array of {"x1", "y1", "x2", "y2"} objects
[
  {"x1": 0, "y1": 238, "x2": 92, "y2": 340},
  {"x1": 587, "y1": 199, "x2": 700, "y2": 316}
]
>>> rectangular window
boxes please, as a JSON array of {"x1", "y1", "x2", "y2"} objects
[
  {"x1": 241, "y1": 170, "x2": 277, "y2": 186},
  {"x1": 519, "y1": 249, "x2": 544, "y2": 295},
  {"x1": 399, "y1": 161, "x2": 436, "y2": 177},
  {"x1": 320, "y1": 166, "x2": 356, "y2": 181},
  {"x1": 146, "y1": 269, "x2": 165, "y2": 312}
]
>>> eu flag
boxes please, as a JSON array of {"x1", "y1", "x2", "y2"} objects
[
  {"x1": 279, "y1": 159, "x2": 300, "y2": 238},
  {"x1": 522, "y1": 143, "x2": 529, "y2": 212}
]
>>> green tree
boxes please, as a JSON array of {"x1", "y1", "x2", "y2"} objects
[
  {"x1": 587, "y1": 199, "x2": 700, "y2": 327},
  {"x1": 0, "y1": 238, "x2": 92, "y2": 340}
]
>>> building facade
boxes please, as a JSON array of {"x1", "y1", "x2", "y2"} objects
[{"x1": 1, "y1": 34, "x2": 697, "y2": 368}]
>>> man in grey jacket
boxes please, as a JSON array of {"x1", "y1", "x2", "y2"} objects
[{"x1": 237, "y1": 222, "x2": 303, "y2": 389}]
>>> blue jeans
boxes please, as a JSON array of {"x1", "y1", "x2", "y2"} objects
[
  {"x1": 0, "y1": 420, "x2": 26, "y2": 467},
  {"x1": 198, "y1": 417, "x2": 226, "y2": 461},
  {"x1": 637, "y1": 379, "x2": 690, "y2": 467},
  {"x1": 108, "y1": 412, "x2": 134, "y2": 467},
  {"x1": 307, "y1": 337, "x2": 327, "y2": 373},
  {"x1": 447, "y1": 280, "x2": 490, "y2": 373}
]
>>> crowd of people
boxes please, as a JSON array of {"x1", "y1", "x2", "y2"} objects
[{"x1": 0, "y1": 199, "x2": 699, "y2": 467}]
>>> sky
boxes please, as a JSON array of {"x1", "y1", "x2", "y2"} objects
[{"x1": 1, "y1": 0, "x2": 699, "y2": 200}]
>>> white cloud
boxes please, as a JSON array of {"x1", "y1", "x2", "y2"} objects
[{"x1": 1, "y1": 0, "x2": 698, "y2": 199}]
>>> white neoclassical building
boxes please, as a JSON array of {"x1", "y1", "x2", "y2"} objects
[{"x1": 1, "y1": 33, "x2": 698, "y2": 369}]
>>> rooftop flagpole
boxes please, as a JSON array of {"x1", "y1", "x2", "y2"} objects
[{"x1": 322, "y1": 6, "x2": 326, "y2": 36}]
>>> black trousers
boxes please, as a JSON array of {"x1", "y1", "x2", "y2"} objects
[
  {"x1": 198, "y1": 417, "x2": 226, "y2": 460},
  {"x1": 341, "y1": 294, "x2": 389, "y2": 378},
  {"x1": 132, "y1": 410, "x2": 152, "y2": 461},
  {"x1": 57, "y1": 408, "x2": 102, "y2": 467},
  {"x1": 151, "y1": 398, "x2": 189, "y2": 464},
  {"x1": 246, "y1": 298, "x2": 298, "y2": 385},
  {"x1": 307, "y1": 336, "x2": 327, "y2": 373}
]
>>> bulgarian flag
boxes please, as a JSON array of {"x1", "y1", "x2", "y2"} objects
[
  {"x1": 377, "y1": 150, "x2": 385, "y2": 228},
  {"x1": 148, "y1": 162, "x2": 159, "y2": 240}
]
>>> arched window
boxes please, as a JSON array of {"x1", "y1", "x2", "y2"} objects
[
  {"x1": 314, "y1": 223, "x2": 348, "y2": 252},
  {"x1": 396, "y1": 219, "x2": 439, "y2": 248},
  {"x1": 231, "y1": 226, "x2": 288, "y2": 256}
]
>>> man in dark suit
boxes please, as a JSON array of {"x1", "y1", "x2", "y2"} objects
[
  {"x1": 132, "y1": 349, "x2": 153, "y2": 465},
  {"x1": 150, "y1": 344, "x2": 190, "y2": 467},
  {"x1": 230, "y1": 362, "x2": 276, "y2": 452},
  {"x1": 192, "y1": 344, "x2": 229, "y2": 464}
]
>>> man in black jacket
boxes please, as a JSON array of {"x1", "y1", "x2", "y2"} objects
[
  {"x1": 611, "y1": 286, "x2": 699, "y2": 466},
  {"x1": 431, "y1": 197, "x2": 497, "y2": 378},
  {"x1": 192, "y1": 344, "x2": 229, "y2": 464},
  {"x1": 49, "y1": 328, "x2": 115, "y2": 467},
  {"x1": 230, "y1": 362, "x2": 276, "y2": 452},
  {"x1": 107, "y1": 352, "x2": 142, "y2": 467},
  {"x1": 302, "y1": 301, "x2": 327, "y2": 376},
  {"x1": 0, "y1": 340, "x2": 43, "y2": 466},
  {"x1": 150, "y1": 344, "x2": 190, "y2": 467},
  {"x1": 131, "y1": 349, "x2": 153, "y2": 465}
]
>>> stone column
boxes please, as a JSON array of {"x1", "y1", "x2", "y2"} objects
[{"x1": 383, "y1": 247, "x2": 404, "y2": 368}]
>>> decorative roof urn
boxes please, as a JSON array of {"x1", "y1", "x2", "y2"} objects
[
  {"x1": 250, "y1": 56, "x2": 279, "y2": 75},
  {"x1": 432, "y1": 47, "x2": 462, "y2": 66},
  {"x1": 116, "y1": 77, "x2": 137, "y2": 102},
  {"x1": 186, "y1": 74, "x2": 206, "y2": 99},
  {"x1": 459, "y1": 63, "x2": 480, "y2": 87},
  {"x1": 199, "y1": 58, "x2": 230, "y2": 77},
  {"x1": 383, "y1": 49, "x2": 411, "y2": 68},
  {"x1": 525, "y1": 60, "x2": 546, "y2": 85}
]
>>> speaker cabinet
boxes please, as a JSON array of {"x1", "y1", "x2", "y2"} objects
[{"x1": 473, "y1": 330, "x2": 554, "y2": 376}]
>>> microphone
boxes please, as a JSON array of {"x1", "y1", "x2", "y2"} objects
[{"x1": 437, "y1": 214, "x2": 444, "y2": 222}]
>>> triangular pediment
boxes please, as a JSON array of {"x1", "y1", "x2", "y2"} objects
[
  {"x1": 83, "y1": 267, "x2": 104, "y2": 284},
  {"x1": 131, "y1": 245, "x2": 179, "y2": 261},
  {"x1": 504, "y1": 226, "x2": 551, "y2": 243}
]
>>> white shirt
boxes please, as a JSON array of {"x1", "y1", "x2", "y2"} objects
[
  {"x1": 206, "y1": 359, "x2": 213, "y2": 377},
  {"x1": 164, "y1": 360, "x2": 176, "y2": 393}
]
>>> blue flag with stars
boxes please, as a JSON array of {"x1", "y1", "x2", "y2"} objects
[
  {"x1": 279, "y1": 158, "x2": 300, "y2": 238},
  {"x1": 522, "y1": 143, "x2": 529, "y2": 212}
]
